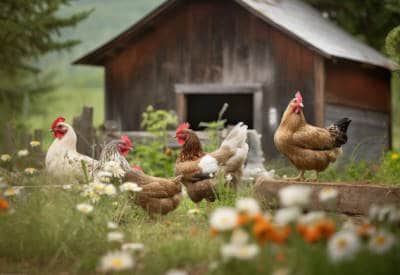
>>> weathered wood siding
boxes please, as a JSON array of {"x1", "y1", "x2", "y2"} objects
[
  {"x1": 324, "y1": 60, "x2": 392, "y2": 159},
  {"x1": 325, "y1": 61, "x2": 391, "y2": 113},
  {"x1": 325, "y1": 104, "x2": 390, "y2": 163},
  {"x1": 104, "y1": 0, "x2": 319, "y2": 157}
]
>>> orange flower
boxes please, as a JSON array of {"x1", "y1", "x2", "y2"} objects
[
  {"x1": 237, "y1": 213, "x2": 251, "y2": 226},
  {"x1": 357, "y1": 223, "x2": 375, "y2": 238},
  {"x1": 270, "y1": 226, "x2": 291, "y2": 244},
  {"x1": 315, "y1": 219, "x2": 336, "y2": 238},
  {"x1": 253, "y1": 218, "x2": 274, "y2": 244},
  {"x1": 0, "y1": 198, "x2": 9, "y2": 211},
  {"x1": 296, "y1": 223, "x2": 308, "y2": 235},
  {"x1": 304, "y1": 225, "x2": 322, "y2": 243},
  {"x1": 210, "y1": 228, "x2": 218, "y2": 237}
]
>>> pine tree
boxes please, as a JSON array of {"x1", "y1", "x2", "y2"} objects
[{"x1": 0, "y1": 0, "x2": 91, "y2": 126}]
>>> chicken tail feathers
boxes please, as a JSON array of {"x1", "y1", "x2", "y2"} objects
[
  {"x1": 334, "y1": 118, "x2": 352, "y2": 134},
  {"x1": 329, "y1": 118, "x2": 351, "y2": 147},
  {"x1": 221, "y1": 122, "x2": 248, "y2": 150}
]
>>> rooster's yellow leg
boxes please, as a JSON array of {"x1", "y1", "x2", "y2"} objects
[{"x1": 285, "y1": 170, "x2": 305, "y2": 182}]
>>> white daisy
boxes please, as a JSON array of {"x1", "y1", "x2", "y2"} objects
[
  {"x1": 298, "y1": 211, "x2": 326, "y2": 225},
  {"x1": 4, "y1": 186, "x2": 23, "y2": 197},
  {"x1": 29, "y1": 140, "x2": 41, "y2": 147},
  {"x1": 17, "y1": 149, "x2": 29, "y2": 157},
  {"x1": 210, "y1": 208, "x2": 238, "y2": 231},
  {"x1": 235, "y1": 197, "x2": 261, "y2": 216},
  {"x1": 122, "y1": 242, "x2": 144, "y2": 252},
  {"x1": 388, "y1": 208, "x2": 400, "y2": 224},
  {"x1": 107, "y1": 231, "x2": 124, "y2": 242},
  {"x1": 187, "y1": 208, "x2": 201, "y2": 216},
  {"x1": 328, "y1": 231, "x2": 360, "y2": 262},
  {"x1": 107, "y1": 221, "x2": 118, "y2": 229},
  {"x1": 24, "y1": 167, "x2": 37, "y2": 175},
  {"x1": 368, "y1": 231, "x2": 396, "y2": 254},
  {"x1": 272, "y1": 268, "x2": 290, "y2": 275},
  {"x1": 104, "y1": 161, "x2": 125, "y2": 178},
  {"x1": 318, "y1": 188, "x2": 338, "y2": 205},
  {"x1": 104, "y1": 184, "x2": 117, "y2": 196},
  {"x1": 230, "y1": 228, "x2": 249, "y2": 245},
  {"x1": 120, "y1": 182, "x2": 142, "y2": 192},
  {"x1": 341, "y1": 219, "x2": 357, "y2": 232},
  {"x1": 369, "y1": 204, "x2": 381, "y2": 221},
  {"x1": 165, "y1": 269, "x2": 188, "y2": 275},
  {"x1": 1, "y1": 154, "x2": 11, "y2": 162},
  {"x1": 99, "y1": 250, "x2": 134, "y2": 272},
  {"x1": 221, "y1": 243, "x2": 259, "y2": 260},
  {"x1": 76, "y1": 203, "x2": 93, "y2": 214},
  {"x1": 62, "y1": 184, "x2": 72, "y2": 190},
  {"x1": 279, "y1": 185, "x2": 312, "y2": 208},
  {"x1": 225, "y1": 174, "x2": 233, "y2": 183},
  {"x1": 274, "y1": 207, "x2": 301, "y2": 226}
]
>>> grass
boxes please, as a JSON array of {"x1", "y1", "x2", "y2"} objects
[
  {"x1": 0, "y1": 172, "x2": 249, "y2": 274},
  {"x1": 0, "y1": 170, "x2": 399, "y2": 275}
]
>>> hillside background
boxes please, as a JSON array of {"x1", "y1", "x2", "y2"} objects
[{"x1": 29, "y1": 0, "x2": 163, "y2": 132}]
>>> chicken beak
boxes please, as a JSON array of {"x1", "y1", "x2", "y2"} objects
[
  {"x1": 49, "y1": 128, "x2": 54, "y2": 133},
  {"x1": 300, "y1": 103, "x2": 304, "y2": 108}
]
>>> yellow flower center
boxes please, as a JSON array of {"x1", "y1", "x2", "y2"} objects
[
  {"x1": 111, "y1": 258, "x2": 123, "y2": 268},
  {"x1": 375, "y1": 236, "x2": 386, "y2": 246},
  {"x1": 337, "y1": 239, "x2": 348, "y2": 250}
]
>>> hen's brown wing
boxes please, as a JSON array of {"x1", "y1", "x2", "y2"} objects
[{"x1": 291, "y1": 124, "x2": 336, "y2": 150}]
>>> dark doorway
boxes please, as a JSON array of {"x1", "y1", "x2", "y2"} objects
[{"x1": 186, "y1": 93, "x2": 254, "y2": 130}]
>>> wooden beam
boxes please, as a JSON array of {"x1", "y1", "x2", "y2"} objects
[
  {"x1": 314, "y1": 56, "x2": 325, "y2": 126},
  {"x1": 175, "y1": 83, "x2": 263, "y2": 94}
]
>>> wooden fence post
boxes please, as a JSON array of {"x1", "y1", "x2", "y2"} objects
[{"x1": 73, "y1": 106, "x2": 97, "y2": 159}]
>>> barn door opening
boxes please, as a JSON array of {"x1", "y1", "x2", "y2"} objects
[{"x1": 175, "y1": 84, "x2": 263, "y2": 132}]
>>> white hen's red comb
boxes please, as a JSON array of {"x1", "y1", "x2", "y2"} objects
[{"x1": 51, "y1": 117, "x2": 65, "y2": 129}]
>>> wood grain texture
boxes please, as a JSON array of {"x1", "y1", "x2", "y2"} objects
[
  {"x1": 254, "y1": 177, "x2": 400, "y2": 216},
  {"x1": 103, "y1": 0, "x2": 317, "y2": 157}
]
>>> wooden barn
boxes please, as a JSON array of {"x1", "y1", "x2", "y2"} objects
[{"x1": 74, "y1": 0, "x2": 395, "y2": 161}]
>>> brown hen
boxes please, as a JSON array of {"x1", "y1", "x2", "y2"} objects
[
  {"x1": 175, "y1": 122, "x2": 249, "y2": 204},
  {"x1": 274, "y1": 91, "x2": 351, "y2": 181},
  {"x1": 96, "y1": 137, "x2": 182, "y2": 215}
]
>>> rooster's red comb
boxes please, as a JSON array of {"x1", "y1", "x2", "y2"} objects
[
  {"x1": 121, "y1": 135, "x2": 132, "y2": 147},
  {"x1": 295, "y1": 91, "x2": 303, "y2": 102},
  {"x1": 51, "y1": 117, "x2": 66, "y2": 129},
  {"x1": 176, "y1": 122, "x2": 190, "y2": 134}
]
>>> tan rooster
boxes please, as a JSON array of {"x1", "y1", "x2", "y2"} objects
[
  {"x1": 274, "y1": 91, "x2": 351, "y2": 181},
  {"x1": 96, "y1": 136, "x2": 182, "y2": 215},
  {"x1": 45, "y1": 117, "x2": 98, "y2": 178},
  {"x1": 175, "y1": 122, "x2": 249, "y2": 204}
]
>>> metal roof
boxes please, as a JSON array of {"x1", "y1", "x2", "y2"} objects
[{"x1": 74, "y1": 0, "x2": 395, "y2": 70}]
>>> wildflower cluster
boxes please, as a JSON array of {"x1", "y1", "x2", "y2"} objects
[
  {"x1": 98, "y1": 220, "x2": 144, "y2": 272},
  {"x1": 209, "y1": 185, "x2": 398, "y2": 270}
]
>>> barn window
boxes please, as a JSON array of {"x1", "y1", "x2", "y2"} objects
[{"x1": 175, "y1": 84, "x2": 263, "y2": 132}]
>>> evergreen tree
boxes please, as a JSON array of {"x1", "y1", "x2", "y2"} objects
[{"x1": 0, "y1": 0, "x2": 91, "y2": 126}]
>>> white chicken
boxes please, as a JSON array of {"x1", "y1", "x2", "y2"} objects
[{"x1": 45, "y1": 117, "x2": 98, "y2": 178}]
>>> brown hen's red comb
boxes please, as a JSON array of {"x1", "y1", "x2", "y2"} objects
[
  {"x1": 52, "y1": 117, "x2": 66, "y2": 129},
  {"x1": 121, "y1": 135, "x2": 132, "y2": 147},
  {"x1": 176, "y1": 122, "x2": 190, "y2": 134}
]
